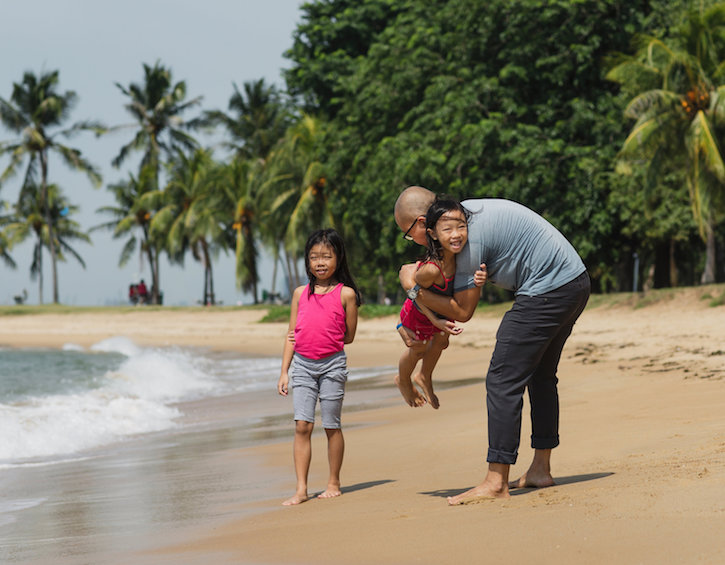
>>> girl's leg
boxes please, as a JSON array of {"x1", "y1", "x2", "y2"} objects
[
  {"x1": 413, "y1": 332, "x2": 449, "y2": 409},
  {"x1": 318, "y1": 427, "x2": 344, "y2": 499},
  {"x1": 318, "y1": 357, "x2": 347, "y2": 499},
  {"x1": 282, "y1": 419, "x2": 314, "y2": 506},
  {"x1": 395, "y1": 341, "x2": 428, "y2": 407}
]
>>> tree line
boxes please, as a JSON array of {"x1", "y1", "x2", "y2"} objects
[{"x1": 2, "y1": 0, "x2": 725, "y2": 305}]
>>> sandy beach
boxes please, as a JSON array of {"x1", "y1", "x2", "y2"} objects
[{"x1": 1, "y1": 287, "x2": 724, "y2": 564}]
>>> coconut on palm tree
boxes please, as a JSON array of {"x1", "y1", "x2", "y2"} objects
[{"x1": 607, "y1": 3, "x2": 725, "y2": 283}]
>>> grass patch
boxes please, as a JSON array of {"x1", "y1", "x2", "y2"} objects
[
  {"x1": 709, "y1": 288, "x2": 725, "y2": 307},
  {"x1": 259, "y1": 305, "x2": 292, "y2": 323}
]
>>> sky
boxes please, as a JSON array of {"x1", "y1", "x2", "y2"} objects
[{"x1": 0, "y1": 0, "x2": 304, "y2": 306}]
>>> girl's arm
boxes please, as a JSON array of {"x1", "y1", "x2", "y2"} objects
[
  {"x1": 341, "y1": 286, "x2": 359, "y2": 344},
  {"x1": 277, "y1": 286, "x2": 303, "y2": 396},
  {"x1": 413, "y1": 262, "x2": 441, "y2": 288},
  {"x1": 412, "y1": 261, "x2": 462, "y2": 334}
]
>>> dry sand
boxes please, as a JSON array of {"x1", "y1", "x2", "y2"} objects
[{"x1": 1, "y1": 287, "x2": 724, "y2": 564}]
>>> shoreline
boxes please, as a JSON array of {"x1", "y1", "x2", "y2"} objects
[{"x1": 1, "y1": 292, "x2": 725, "y2": 564}]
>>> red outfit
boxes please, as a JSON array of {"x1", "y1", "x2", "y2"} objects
[{"x1": 399, "y1": 262, "x2": 454, "y2": 341}]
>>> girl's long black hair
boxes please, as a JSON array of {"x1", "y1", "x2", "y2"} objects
[
  {"x1": 423, "y1": 197, "x2": 471, "y2": 263},
  {"x1": 304, "y1": 228, "x2": 362, "y2": 306}
]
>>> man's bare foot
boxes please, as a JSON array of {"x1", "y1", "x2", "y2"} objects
[
  {"x1": 282, "y1": 492, "x2": 309, "y2": 506},
  {"x1": 413, "y1": 372, "x2": 439, "y2": 409},
  {"x1": 508, "y1": 471, "x2": 555, "y2": 489},
  {"x1": 317, "y1": 486, "x2": 342, "y2": 499},
  {"x1": 394, "y1": 374, "x2": 426, "y2": 407},
  {"x1": 447, "y1": 483, "x2": 510, "y2": 505}
]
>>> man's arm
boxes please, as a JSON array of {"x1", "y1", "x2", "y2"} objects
[
  {"x1": 399, "y1": 263, "x2": 485, "y2": 322},
  {"x1": 418, "y1": 286, "x2": 481, "y2": 322}
]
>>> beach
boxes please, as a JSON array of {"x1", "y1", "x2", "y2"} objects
[{"x1": 1, "y1": 288, "x2": 724, "y2": 564}]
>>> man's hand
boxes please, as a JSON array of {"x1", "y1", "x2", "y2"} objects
[
  {"x1": 398, "y1": 324, "x2": 427, "y2": 347},
  {"x1": 474, "y1": 263, "x2": 487, "y2": 287},
  {"x1": 431, "y1": 317, "x2": 463, "y2": 335}
]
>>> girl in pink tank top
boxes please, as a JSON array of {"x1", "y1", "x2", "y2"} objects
[{"x1": 277, "y1": 229, "x2": 361, "y2": 506}]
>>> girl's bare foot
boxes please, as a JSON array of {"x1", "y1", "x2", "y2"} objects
[
  {"x1": 413, "y1": 372, "x2": 440, "y2": 409},
  {"x1": 394, "y1": 374, "x2": 427, "y2": 407},
  {"x1": 317, "y1": 485, "x2": 342, "y2": 499},
  {"x1": 282, "y1": 492, "x2": 309, "y2": 506}
]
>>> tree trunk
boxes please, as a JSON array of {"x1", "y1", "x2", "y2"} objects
[
  {"x1": 270, "y1": 245, "x2": 279, "y2": 294},
  {"x1": 669, "y1": 238, "x2": 679, "y2": 287},
  {"x1": 700, "y1": 219, "x2": 716, "y2": 284},
  {"x1": 40, "y1": 151, "x2": 60, "y2": 304},
  {"x1": 202, "y1": 239, "x2": 215, "y2": 306},
  {"x1": 36, "y1": 240, "x2": 44, "y2": 304},
  {"x1": 147, "y1": 245, "x2": 160, "y2": 305},
  {"x1": 283, "y1": 248, "x2": 295, "y2": 298},
  {"x1": 293, "y1": 252, "x2": 301, "y2": 288}
]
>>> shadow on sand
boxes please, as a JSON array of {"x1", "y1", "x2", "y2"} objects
[
  {"x1": 420, "y1": 472, "x2": 614, "y2": 499},
  {"x1": 310, "y1": 479, "x2": 395, "y2": 498}
]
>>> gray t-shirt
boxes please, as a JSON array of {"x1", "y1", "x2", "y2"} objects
[{"x1": 454, "y1": 199, "x2": 586, "y2": 296}]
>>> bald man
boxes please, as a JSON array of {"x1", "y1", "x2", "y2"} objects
[{"x1": 395, "y1": 185, "x2": 590, "y2": 505}]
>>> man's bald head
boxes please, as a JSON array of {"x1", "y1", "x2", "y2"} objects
[{"x1": 394, "y1": 185, "x2": 436, "y2": 230}]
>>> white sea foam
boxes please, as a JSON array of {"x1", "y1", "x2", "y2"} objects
[
  {"x1": 90, "y1": 336, "x2": 142, "y2": 357},
  {"x1": 0, "y1": 337, "x2": 394, "y2": 467},
  {"x1": 0, "y1": 337, "x2": 222, "y2": 465}
]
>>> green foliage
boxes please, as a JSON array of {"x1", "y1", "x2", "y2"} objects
[{"x1": 286, "y1": 0, "x2": 685, "y2": 297}]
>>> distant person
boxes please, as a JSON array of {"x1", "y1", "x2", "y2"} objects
[
  {"x1": 395, "y1": 197, "x2": 486, "y2": 409},
  {"x1": 395, "y1": 185, "x2": 590, "y2": 505},
  {"x1": 277, "y1": 228, "x2": 361, "y2": 506},
  {"x1": 137, "y1": 280, "x2": 148, "y2": 304},
  {"x1": 128, "y1": 284, "x2": 138, "y2": 305}
]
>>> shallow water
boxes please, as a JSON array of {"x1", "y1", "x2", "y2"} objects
[{"x1": 0, "y1": 337, "x2": 397, "y2": 563}]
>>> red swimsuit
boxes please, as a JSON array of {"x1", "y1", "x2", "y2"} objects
[{"x1": 399, "y1": 261, "x2": 454, "y2": 341}]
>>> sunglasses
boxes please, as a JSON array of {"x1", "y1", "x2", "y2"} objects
[{"x1": 402, "y1": 217, "x2": 419, "y2": 241}]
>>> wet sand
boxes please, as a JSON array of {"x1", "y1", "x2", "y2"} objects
[{"x1": 1, "y1": 288, "x2": 725, "y2": 564}]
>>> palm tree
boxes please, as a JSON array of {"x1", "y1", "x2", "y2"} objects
[
  {"x1": 0, "y1": 70, "x2": 101, "y2": 302},
  {"x1": 221, "y1": 156, "x2": 262, "y2": 303},
  {"x1": 260, "y1": 115, "x2": 335, "y2": 292},
  {"x1": 92, "y1": 164, "x2": 159, "y2": 281},
  {"x1": 3, "y1": 183, "x2": 89, "y2": 302},
  {"x1": 607, "y1": 3, "x2": 725, "y2": 283},
  {"x1": 206, "y1": 78, "x2": 290, "y2": 162},
  {"x1": 112, "y1": 61, "x2": 203, "y2": 303},
  {"x1": 150, "y1": 148, "x2": 227, "y2": 305},
  {"x1": 0, "y1": 201, "x2": 17, "y2": 269}
]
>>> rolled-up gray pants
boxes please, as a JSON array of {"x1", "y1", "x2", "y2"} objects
[{"x1": 291, "y1": 351, "x2": 348, "y2": 429}]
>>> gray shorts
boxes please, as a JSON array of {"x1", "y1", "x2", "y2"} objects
[{"x1": 291, "y1": 351, "x2": 348, "y2": 429}]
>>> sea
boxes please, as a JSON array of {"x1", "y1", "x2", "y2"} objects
[
  {"x1": 0, "y1": 336, "x2": 395, "y2": 468},
  {"x1": 0, "y1": 337, "x2": 396, "y2": 563}
]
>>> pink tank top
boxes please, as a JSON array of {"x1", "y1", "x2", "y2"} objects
[{"x1": 294, "y1": 283, "x2": 347, "y2": 360}]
